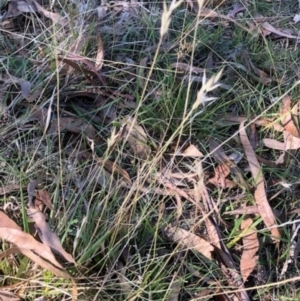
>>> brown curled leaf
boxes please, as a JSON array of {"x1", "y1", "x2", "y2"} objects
[{"x1": 27, "y1": 207, "x2": 75, "y2": 263}]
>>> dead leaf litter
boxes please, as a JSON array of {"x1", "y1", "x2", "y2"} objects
[{"x1": 0, "y1": 0, "x2": 300, "y2": 300}]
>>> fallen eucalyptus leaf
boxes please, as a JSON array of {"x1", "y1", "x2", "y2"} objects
[
  {"x1": 164, "y1": 224, "x2": 214, "y2": 259},
  {"x1": 27, "y1": 207, "x2": 75, "y2": 263},
  {"x1": 240, "y1": 218, "x2": 259, "y2": 282},
  {"x1": 239, "y1": 121, "x2": 280, "y2": 242}
]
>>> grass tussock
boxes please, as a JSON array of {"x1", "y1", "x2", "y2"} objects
[{"x1": 1, "y1": 0, "x2": 300, "y2": 300}]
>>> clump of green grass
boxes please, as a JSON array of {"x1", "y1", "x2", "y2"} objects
[{"x1": 1, "y1": 0, "x2": 300, "y2": 300}]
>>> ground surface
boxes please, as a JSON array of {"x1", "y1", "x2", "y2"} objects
[{"x1": 1, "y1": 0, "x2": 300, "y2": 300}]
